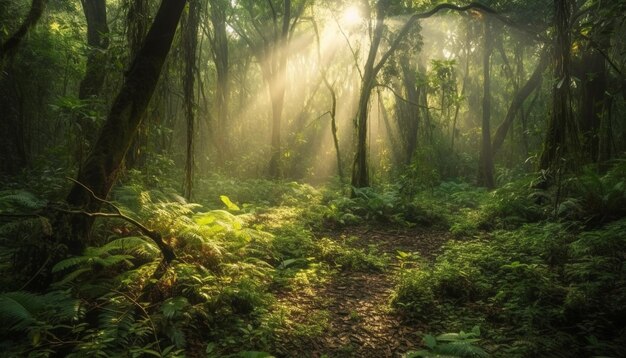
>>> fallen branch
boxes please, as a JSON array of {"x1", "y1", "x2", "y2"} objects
[{"x1": 62, "y1": 178, "x2": 176, "y2": 263}]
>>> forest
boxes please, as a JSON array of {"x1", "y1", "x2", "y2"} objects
[{"x1": 1, "y1": 0, "x2": 625, "y2": 356}]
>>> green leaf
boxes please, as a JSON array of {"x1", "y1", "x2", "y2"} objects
[
  {"x1": 220, "y1": 195, "x2": 241, "y2": 211},
  {"x1": 424, "y1": 334, "x2": 437, "y2": 349}
]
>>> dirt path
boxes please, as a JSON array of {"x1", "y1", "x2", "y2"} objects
[{"x1": 273, "y1": 226, "x2": 452, "y2": 357}]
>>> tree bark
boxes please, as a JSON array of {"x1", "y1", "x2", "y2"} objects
[
  {"x1": 540, "y1": 0, "x2": 573, "y2": 172},
  {"x1": 65, "y1": 0, "x2": 188, "y2": 253}
]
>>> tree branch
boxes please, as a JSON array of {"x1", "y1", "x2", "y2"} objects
[
  {"x1": 0, "y1": 0, "x2": 47, "y2": 62},
  {"x1": 64, "y1": 178, "x2": 176, "y2": 263},
  {"x1": 373, "y1": 2, "x2": 545, "y2": 77}
]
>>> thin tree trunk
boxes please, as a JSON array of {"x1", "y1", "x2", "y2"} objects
[
  {"x1": 399, "y1": 57, "x2": 420, "y2": 164},
  {"x1": 478, "y1": 19, "x2": 495, "y2": 189},
  {"x1": 183, "y1": 0, "x2": 199, "y2": 200},
  {"x1": 65, "y1": 0, "x2": 188, "y2": 253},
  {"x1": 209, "y1": 0, "x2": 230, "y2": 167},
  {"x1": 0, "y1": 0, "x2": 47, "y2": 63},
  {"x1": 351, "y1": 0, "x2": 388, "y2": 189},
  {"x1": 452, "y1": 40, "x2": 471, "y2": 152},
  {"x1": 492, "y1": 49, "x2": 550, "y2": 155},
  {"x1": 267, "y1": 0, "x2": 291, "y2": 179}
]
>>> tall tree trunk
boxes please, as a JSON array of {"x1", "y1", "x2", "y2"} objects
[
  {"x1": 65, "y1": 0, "x2": 187, "y2": 253},
  {"x1": 209, "y1": 0, "x2": 230, "y2": 167},
  {"x1": 351, "y1": 0, "x2": 388, "y2": 189},
  {"x1": 540, "y1": 0, "x2": 573, "y2": 172},
  {"x1": 312, "y1": 19, "x2": 343, "y2": 181},
  {"x1": 267, "y1": 0, "x2": 291, "y2": 178},
  {"x1": 183, "y1": 0, "x2": 199, "y2": 200},
  {"x1": 492, "y1": 49, "x2": 550, "y2": 155},
  {"x1": 78, "y1": 0, "x2": 109, "y2": 144},
  {"x1": 478, "y1": 19, "x2": 495, "y2": 189},
  {"x1": 451, "y1": 39, "x2": 471, "y2": 152}
]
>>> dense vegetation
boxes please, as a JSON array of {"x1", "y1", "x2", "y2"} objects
[{"x1": 1, "y1": 0, "x2": 625, "y2": 357}]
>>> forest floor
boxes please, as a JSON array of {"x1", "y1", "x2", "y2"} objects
[{"x1": 272, "y1": 226, "x2": 452, "y2": 357}]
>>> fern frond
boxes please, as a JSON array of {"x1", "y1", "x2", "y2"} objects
[
  {"x1": 101, "y1": 236, "x2": 160, "y2": 258},
  {"x1": 0, "y1": 190, "x2": 46, "y2": 211},
  {"x1": 0, "y1": 292, "x2": 38, "y2": 330},
  {"x1": 0, "y1": 290, "x2": 81, "y2": 332},
  {"x1": 52, "y1": 256, "x2": 91, "y2": 273}
]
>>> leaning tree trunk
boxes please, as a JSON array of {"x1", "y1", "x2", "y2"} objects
[
  {"x1": 478, "y1": 19, "x2": 495, "y2": 189},
  {"x1": 65, "y1": 0, "x2": 188, "y2": 254},
  {"x1": 491, "y1": 49, "x2": 550, "y2": 155},
  {"x1": 0, "y1": 0, "x2": 46, "y2": 64},
  {"x1": 124, "y1": 0, "x2": 151, "y2": 169}
]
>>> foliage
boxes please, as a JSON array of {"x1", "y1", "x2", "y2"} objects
[{"x1": 405, "y1": 326, "x2": 489, "y2": 358}]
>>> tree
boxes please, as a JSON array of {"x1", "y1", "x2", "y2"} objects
[
  {"x1": 65, "y1": 0, "x2": 188, "y2": 253},
  {"x1": 183, "y1": 0, "x2": 201, "y2": 200},
  {"x1": 230, "y1": 0, "x2": 304, "y2": 178},
  {"x1": 491, "y1": 49, "x2": 550, "y2": 155},
  {"x1": 539, "y1": 0, "x2": 574, "y2": 173},
  {"x1": 350, "y1": 2, "x2": 499, "y2": 189},
  {"x1": 477, "y1": 18, "x2": 495, "y2": 189},
  {"x1": 0, "y1": 0, "x2": 47, "y2": 65},
  {"x1": 207, "y1": 0, "x2": 231, "y2": 166},
  {"x1": 77, "y1": 0, "x2": 109, "y2": 145}
]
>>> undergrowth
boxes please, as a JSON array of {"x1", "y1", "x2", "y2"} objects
[{"x1": 391, "y1": 160, "x2": 626, "y2": 357}]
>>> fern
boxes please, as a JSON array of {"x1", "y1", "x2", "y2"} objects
[
  {"x1": 0, "y1": 290, "x2": 81, "y2": 332},
  {"x1": 51, "y1": 238, "x2": 149, "y2": 286},
  {"x1": 0, "y1": 190, "x2": 46, "y2": 212},
  {"x1": 101, "y1": 236, "x2": 160, "y2": 259},
  {"x1": 405, "y1": 326, "x2": 489, "y2": 358}
]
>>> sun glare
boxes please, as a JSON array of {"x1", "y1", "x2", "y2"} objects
[{"x1": 342, "y1": 5, "x2": 361, "y2": 26}]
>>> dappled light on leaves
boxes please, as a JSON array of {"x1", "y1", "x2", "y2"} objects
[{"x1": 1, "y1": 0, "x2": 626, "y2": 356}]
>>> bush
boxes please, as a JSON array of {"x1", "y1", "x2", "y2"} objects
[{"x1": 391, "y1": 268, "x2": 437, "y2": 318}]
